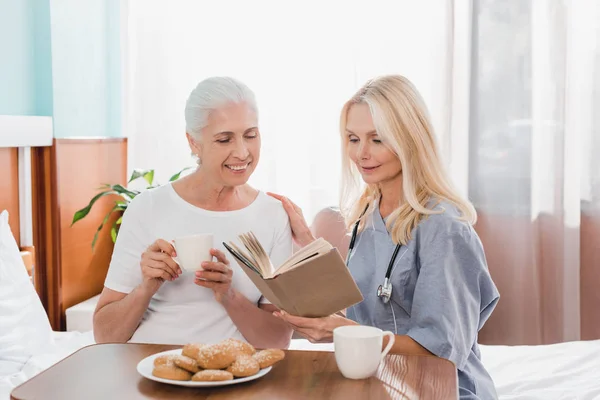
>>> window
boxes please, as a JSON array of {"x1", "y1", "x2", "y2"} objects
[{"x1": 469, "y1": 1, "x2": 534, "y2": 214}]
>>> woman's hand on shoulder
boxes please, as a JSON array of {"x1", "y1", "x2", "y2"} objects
[
  {"x1": 267, "y1": 192, "x2": 315, "y2": 248},
  {"x1": 140, "y1": 239, "x2": 181, "y2": 295}
]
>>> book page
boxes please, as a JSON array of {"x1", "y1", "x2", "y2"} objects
[
  {"x1": 269, "y1": 238, "x2": 332, "y2": 277},
  {"x1": 239, "y1": 232, "x2": 274, "y2": 276},
  {"x1": 229, "y1": 233, "x2": 334, "y2": 279},
  {"x1": 247, "y1": 232, "x2": 273, "y2": 272}
]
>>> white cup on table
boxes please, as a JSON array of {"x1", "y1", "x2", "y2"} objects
[{"x1": 333, "y1": 325, "x2": 395, "y2": 380}]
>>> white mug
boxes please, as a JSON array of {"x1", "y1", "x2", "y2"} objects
[
  {"x1": 333, "y1": 325, "x2": 395, "y2": 380},
  {"x1": 173, "y1": 234, "x2": 214, "y2": 272}
]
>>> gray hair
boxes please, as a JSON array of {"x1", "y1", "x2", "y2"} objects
[{"x1": 184, "y1": 76, "x2": 258, "y2": 140}]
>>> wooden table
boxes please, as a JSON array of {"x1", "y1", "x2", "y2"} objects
[{"x1": 11, "y1": 344, "x2": 457, "y2": 399}]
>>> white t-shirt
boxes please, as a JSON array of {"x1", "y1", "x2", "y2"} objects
[{"x1": 103, "y1": 183, "x2": 292, "y2": 345}]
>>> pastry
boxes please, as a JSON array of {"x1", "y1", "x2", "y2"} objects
[
  {"x1": 191, "y1": 369, "x2": 234, "y2": 382},
  {"x1": 253, "y1": 349, "x2": 285, "y2": 369},
  {"x1": 221, "y1": 338, "x2": 256, "y2": 356},
  {"x1": 226, "y1": 354, "x2": 260, "y2": 377},
  {"x1": 196, "y1": 343, "x2": 238, "y2": 369},
  {"x1": 182, "y1": 343, "x2": 205, "y2": 360},
  {"x1": 153, "y1": 354, "x2": 177, "y2": 367},
  {"x1": 173, "y1": 355, "x2": 200, "y2": 373},
  {"x1": 152, "y1": 361, "x2": 192, "y2": 381}
]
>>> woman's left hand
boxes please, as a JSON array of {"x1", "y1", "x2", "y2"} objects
[
  {"x1": 195, "y1": 248, "x2": 234, "y2": 303},
  {"x1": 266, "y1": 192, "x2": 315, "y2": 248},
  {"x1": 273, "y1": 310, "x2": 358, "y2": 343}
]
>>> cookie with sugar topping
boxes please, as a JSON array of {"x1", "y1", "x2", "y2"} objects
[
  {"x1": 173, "y1": 355, "x2": 200, "y2": 373},
  {"x1": 182, "y1": 343, "x2": 205, "y2": 360},
  {"x1": 196, "y1": 343, "x2": 238, "y2": 369},
  {"x1": 226, "y1": 354, "x2": 260, "y2": 377},
  {"x1": 253, "y1": 349, "x2": 285, "y2": 369},
  {"x1": 192, "y1": 369, "x2": 234, "y2": 382},
  {"x1": 152, "y1": 361, "x2": 193, "y2": 381},
  {"x1": 220, "y1": 338, "x2": 256, "y2": 356},
  {"x1": 153, "y1": 354, "x2": 177, "y2": 367}
]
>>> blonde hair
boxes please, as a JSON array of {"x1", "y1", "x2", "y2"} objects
[{"x1": 339, "y1": 75, "x2": 476, "y2": 245}]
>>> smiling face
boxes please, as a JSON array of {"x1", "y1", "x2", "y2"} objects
[
  {"x1": 188, "y1": 102, "x2": 260, "y2": 187},
  {"x1": 344, "y1": 103, "x2": 402, "y2": 186}
]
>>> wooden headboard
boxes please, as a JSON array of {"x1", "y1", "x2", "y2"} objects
[
  {"x1": 2, "y1": 137, "x2": 127, "y2": 331},
  {"x1": 2, "y1": 117, "x2": 127, "y2": 330},
  {"x1": 0, "y1": 146, "x2": 34, "y2": 278},
  {"x1": 0, "y1": 147, "x2": 21, "y2": 246},
  {"x1": 1, "y1": 115, "x2": 56, "y2": 322}
]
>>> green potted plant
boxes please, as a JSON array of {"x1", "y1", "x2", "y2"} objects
[{"x1": 72, "y1": 167, "x2": 191, "y2": 251}]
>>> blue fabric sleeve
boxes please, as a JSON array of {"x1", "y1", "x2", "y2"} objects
[{"x1": 405, "y1": 225, "x2": 494, "y2": 369}]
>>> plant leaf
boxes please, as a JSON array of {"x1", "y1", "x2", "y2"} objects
[
  {"x1": 169, "y1": 167, "x2": 193, "y2": 182},
  {"x1": 116, "y1": 199, "x2": 130, "y2": 207},
  {"x1": 91, "y1": 207, "x2": 118, "y2": 251},
  {"x1": 111, "y1": 184, "x2": 140, "y2": 199},
  {"x1": 128, "y1": 169, "x2": 155, "y2": 185},
  {"x1": 144, "y1": 170, "x2": 155, "y2": 186},
  {"x1": 71, "y1": 190, "x2": 118, "y2": 226},
  {"x1": 111, "y1": 222, "x2": 119, "y2": 243}
]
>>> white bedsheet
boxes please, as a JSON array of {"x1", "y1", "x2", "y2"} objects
[
  {"x1": 0, "y1": 331, "x2": 95, "y2": 400},
  {"x1": 3, "y1": 335, "x2": 599, "y2": 400},
  {"x1": 480, "y1": 340, "x2": 600, "y2": 400}
]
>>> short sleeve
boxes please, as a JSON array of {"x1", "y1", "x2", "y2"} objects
[
  {"x1": 259, "y1": 209, "x2": 293, "y2": 305},
  {"x1": 104, "y1": 192, "x2": 153, "y2": 294},
  {"x1": 405, "y1": 224, "x2": 499, "y2": 369}
]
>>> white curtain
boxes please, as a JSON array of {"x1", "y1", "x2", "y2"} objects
[
  {"x1": 123, "y1": 0, "x2": 600, "y2": 344},
  {"x1": 466, "y1": 0, "x2": 600, "y2": 345},
  {"x1": 124, "y1": 0, "x2": 452, "y2": 223}
]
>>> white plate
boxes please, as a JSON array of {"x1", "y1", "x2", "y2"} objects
[{"x1": 136, "y1": 349, "x2": 272, "y2": 387}]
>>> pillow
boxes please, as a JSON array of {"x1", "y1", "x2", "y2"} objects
[{"x1": 0, "y1": 210, "x2": 53, "y2": 376}]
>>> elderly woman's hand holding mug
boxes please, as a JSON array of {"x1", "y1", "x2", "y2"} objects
[
  {"x1": 140, "y1": 239, "x2": 182, "y2": 295},
  {"x1": 194, "y1": 248, "x2": 234, "y2": 304}
]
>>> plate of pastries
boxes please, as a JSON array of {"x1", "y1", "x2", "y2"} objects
[{"x1": 137, "y1": 338, "x2": 285, "y2": 387}]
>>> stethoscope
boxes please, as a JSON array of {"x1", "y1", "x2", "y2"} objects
[{"x1": 345, "y1": 205, "x2": 402, "y2": 304}]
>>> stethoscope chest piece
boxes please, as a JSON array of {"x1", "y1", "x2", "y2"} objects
[{"x1": 377, "y1": 277, "x2": 393, "y2": 303}]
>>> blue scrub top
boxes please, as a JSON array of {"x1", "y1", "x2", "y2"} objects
[{"x1": 346, "y1": 201, "x2": 500, "y2": 400}]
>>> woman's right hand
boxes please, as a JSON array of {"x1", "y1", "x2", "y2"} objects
[
  {"x1": 140, "y1": 239, "x2": 182, "y2": 294},
  {"x1": 267, "y1": 192, "x2": 315, "y2": 248}
]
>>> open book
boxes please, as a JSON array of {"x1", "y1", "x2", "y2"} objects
[{"x1": 223, "y1": 233, "x2": 364, "y2": 318}]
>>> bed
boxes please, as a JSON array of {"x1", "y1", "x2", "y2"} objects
[
  {"x1": 0, "y1": 331, "x2": 95, "y2": 400},
  {"x1": 0, "y1": 211, "x2": 96, "y2": 399},
  {"x1": 480, "y1": 340, "x2": 600, "y2": 399}
]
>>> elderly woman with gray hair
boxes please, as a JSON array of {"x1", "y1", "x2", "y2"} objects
[{"x1": 93, "y1": 77, "x2": 294, "y2": 348}]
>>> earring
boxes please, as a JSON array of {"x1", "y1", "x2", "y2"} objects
[{"x1": 191, "y1": 152, "x2": 201, "y2": 166}]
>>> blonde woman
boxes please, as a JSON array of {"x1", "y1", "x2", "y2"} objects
[{"x1": 269, "y1": 75, "x2": 500, "y2": 399}]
